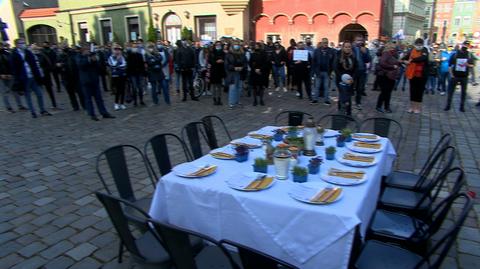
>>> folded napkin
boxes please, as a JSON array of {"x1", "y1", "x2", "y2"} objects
[
  {"x1": 352, "y1": 134, "x2": 378, "y2": 139},
  {"x1": 245, "y1": 177, "x2": 274, "y2": 190},
  {"x1": 187, "y1": 165, "x2": 217, "y2": 177},
  {"x1": 328, "y1": 168, "x2": 365, "y2": 179},
  {"x1": 310, "y1": 188, "x2": 342, "y2": 203},
  {"x1": 249, "y1": 134, "x2": 273, "y2": 140},
  {"x1": 354, "y1": 142, "x2": 381, "y2": 149},
  {"x1": 211, "y1": 152, "x2": 235, "y2": 159},
  {"x1": 231, "y1": 142, "x2": 258, "y2": 148},
  {"x1": 343, "y1": 153, "x2": 374, "y2": 163}
]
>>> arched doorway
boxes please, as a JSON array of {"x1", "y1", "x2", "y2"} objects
[
  {"x1": 163, "y1": 13, "x2": 182, "y2": 44},
  {"x1": 27, "y1": 25, "x2": 57, "y2": 44},
  {"x1": 338, "y1": 24, "x2": 368, "y2": 43}
]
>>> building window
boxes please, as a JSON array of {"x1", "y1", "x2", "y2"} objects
[
  {"x1": 266, "y1": 34, "x2": 281, "y2": 43},
  {"x1": 300, "y1": 34, "x2": 314, "y2": 43},
  {"x1": 78, "y1": 22, "x2": 88, "y2": 43},
  {"x1": 100, "y1": 19, "x2": 112, "y2": 44},
  {"x1": 195, "y1": 16, "x2": 216, "y2": 41},
  {"x1": 463, "y1": 17, "x2": 471, "y2": 26},
  {"x1": 164, "y1": 13, "x2": 182, "y2": 44},
  {"x1": 454, "y1": 17, "x2": 461, "y2": 26},
  {"x1": 126, "y1": 16, "x2": 140, "y2": 41}
]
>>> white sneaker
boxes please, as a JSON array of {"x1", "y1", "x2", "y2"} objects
[
  {"x1": 114, "y1": 104, "x2": 120, "y2": 111},
  {"x1": 296, "y1": 92, "x2": 300, "y2": 97},
  {"x1": 282, "y1": 87, "x2": 288, "y2": 92},
  {"x1": 120, "y1": 104, "x2": 127, "y2": 110},
  {"x1": 440, "y1": 92, "x2": 446, "y2": 96},
  {"x1": 275, "y1": 87, "x2": 280, "y2": 92}
]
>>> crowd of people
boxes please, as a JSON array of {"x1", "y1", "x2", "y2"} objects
[{"x1": 0, "y1": 34, "x2": 478, "y2": 120}]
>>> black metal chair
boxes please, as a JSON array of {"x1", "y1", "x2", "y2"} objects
[
  {"x1": 220, "y1": 239, "x2": 299, "y2": 269},
  {"x1": 355, "y1": 193, "x2": 473, "y2": 269},
  {"x1": 368, "y1": 167, "x2": 465, "y2": 254},
  {"x1": 149, "y1": 219, "x2": 241, "y2": 269},
  {"x1": 274, "y1": 111, "x2": 313, "y2": 126},
  {"x1": 201, "y1": 115, "x2": 232, "y2": 149},
  {"x1": 96, "y1": 145, "x2": 156, "y2": 224},
  {"x1": 181, "y1": 121, "x2": 215, "y2": 160},
  {"x1": 95, "y1": 192, "x2": 171, "y2": 266},
  {"x1": 359, "y1": 117, "x2": 403, "y2": 149},
  {"x1": 384, "y1": 133, "x2": 452, "y2": 191},
  {"x1": 317, "y1": 114, "x2": 360, "y2": 131},
  {"x1": 378, "y1": 146, "x2": 456, "y2": 218},
  {"x1": 144, "y1": 133, "x2": 192, "y2": 179}
]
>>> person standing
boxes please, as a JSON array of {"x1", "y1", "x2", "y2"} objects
[
  {"x1": 271, "y1": 41, "x2": 288, "y2": 92},
  {"x1": 334, "y1": 41, "x2": 357, "y2": 116},
  {"x1": 77, "y1": 43, "x2": 115, "y2": 121},
  {"x1": 156, "y1": 41, "x2": 171, "y2": 104},
  {"x1": 293, "y1": 41, "x2": 312, "y2": 100},
  {"x1": 59, "y1": 46, "x2": 84, "y2": 111},
  {"x1": 437, "y1": 44, "x2": 452, "y2": 96},
  {"x1": 10, "y1": 38, "x2": 51, "y2": 118},
  {"x1": 126, "y1": 42, "x2": 146, "y2": 106},
  {"x1": 249, "y1": 42, "x2": 269, "y2": 106},
  {"x1": 0, "y1": 42, "x2": 25, "y2": 112},
  {"x1": 286, "y1": 39, "x2": 297, "y2": 92},
  {"x1": 402, "y1": 38, "x2": 429, "y2": 114},
  {"x1": 208, "y1": 41, "x2": 226, "y2": 105},
  {"x1": 108, "y1": 45, "x2": 127, "y2": 110},
  {"x1": 426, "y1": 48, "x2": 439, "y2": 95},
  {"x1": 176, "y1": 40, "x2": 198, "y2": 101},
  {"x1": 375, "y1": 43, "x2": 399, "y2": 113},
  {"x1": 444, "y1": 41, "x2": 475, "y2": 112},
  {"x1": 31, "y1": 44, "x2": 58, "y2": 110},
  {"x1": 42, "y1": 41, "x2": 61, "y2": 92},
  {"x1": 352, "y1": 34, "x2": 371, "y2": 110},
  {"x1": 225, "y1": 41, "x2": 247, "y2": 109},
  {"x1": 145, "y1": 45, "x2": 169, "y2": 105},
  {"x1": 311, "y1": 38, "x2": 335, "y2": 105}
]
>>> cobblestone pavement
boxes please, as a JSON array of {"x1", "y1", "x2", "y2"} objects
[{"x1": 1, "y1": 78, "x2": 479, "y2": 269}]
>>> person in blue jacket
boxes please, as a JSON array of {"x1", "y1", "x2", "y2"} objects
[
  {"x1": 437, "y1": 44, "x2": 452, "y2": 96},
  {"x1": 352, "y1": 34, "x2": 371, "y2": 110}
]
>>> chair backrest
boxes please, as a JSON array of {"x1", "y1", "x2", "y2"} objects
[
  {"x1": 416, "y1": 145, "x2": 456, "y2": 190},
  {"x1": 181, "y1": 121, "x2": 214, "y2": 160},
  {"x1": 96, "y1": 145, "x2": 156, "y2": 202},
  {"x1": 95, "y1": 192, "x2": 152, "y2": 261},
  {"x1": 201, "y1": 115, "x2": 232, "y2": 149},
  {"x1": 274, "y1": 111, "x2": 313, "y2": 126},
  {"x1": 149, "y1": 219, "x2": 239, "y2": 269},
  {"x1": 220, "y1": 239, "x2": 299, "y2": 269},
  {"x1": 419, "y1": 133, "x2": 452, "y2": 176},
  {"x1": 416, "y1": 193, "x2": 473, "y2": 269},
  {"x1": 317, "y1": 114, "x2": 359, "y2": 131},
  {"x1": 359, "y1": 117, "x2": 403, "y2": 149},
  {"x1": 144, "y1": 133, "x2": 192, "y2": 179}
]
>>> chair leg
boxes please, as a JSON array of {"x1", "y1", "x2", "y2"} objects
[{"x1": 118, "y1": 241, "x2": 124, "y2": 263}]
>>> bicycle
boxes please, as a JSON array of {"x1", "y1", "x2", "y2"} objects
[{"x1": 193, "y1": 68, "x2": 209, "y2": 98}]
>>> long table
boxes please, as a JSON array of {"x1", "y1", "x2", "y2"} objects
[{"x1": 150, "y1": 126, "x2": 396, "y2": 268}]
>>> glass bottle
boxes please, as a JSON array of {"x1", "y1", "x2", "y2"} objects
[{"x1": 274, "y1": 144, "x2": 291, "y2": 180}]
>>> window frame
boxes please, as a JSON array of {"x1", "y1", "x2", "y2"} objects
[{"x1": 125, "y1": 15, "x2": 141, "y2": 42}]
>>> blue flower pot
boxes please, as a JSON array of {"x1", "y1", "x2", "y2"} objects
[
  {"x1": 235, "y1": 152, "x2": 249, "y2": 162},
  {"x1": 345, "y1": 135, "x2": 352, "y2": 142},
  {"x1": 293, "y1": 174, "x2": 307, "y2": 183},
  {"x1": 308, "y1": 164, "x2": 320, "y2": 175},
  {"x1": 253, "y1": 165, "x2": 268, "y2": 173},
  {"x1": 326, "y1": 153, "x2": 335, "y2": 160},
  {"x1": 273, "y1": 133, "x2": 284, "y2": 141},
  {"x1": 337, "y1": 141, "x2": 345, "y2": 147}
]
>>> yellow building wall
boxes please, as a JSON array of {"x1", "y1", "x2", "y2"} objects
[{"x1": 0, "y1": 0, "x2": 20, "y2": 42}]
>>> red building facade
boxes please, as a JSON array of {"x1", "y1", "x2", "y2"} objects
[{"x1": 251, "y1": 0, "x2": 388, "y2": 44}]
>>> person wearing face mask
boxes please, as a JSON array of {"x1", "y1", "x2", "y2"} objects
[
  {"x1": 156, "y1": 41, "x2": 171, "y2": 102},
  {"x1": 402, "y1": 38, "x2": 429, "y2": 114},
  {"x1": 444, "y1": 41, "x2": 475, "y2": 112},
  {"x1": 225, "y1": 41, "x2": 247, "y2": 109},
  {"x1": 334, "y1": 41, "x2": 357, "y2": 116},
  {"x1": 176, "y1": 39, "x2": 198, "y2": 101},
  {"x1": 10, "y1": 39, "x2": 51, "y2": 118},
  {"x1": 58, "y1": 45, "x2": 85, "y2": 111},
  {"x1": 32, "y1": 44, "x2": 58, "y2": 110},
  {"x1": 312, "y1": 38, "x2": 335, "y2": 105},
  {"x1": 0, "y1": 41, "x2": 26, "y2": 112},
  {"x1": 375, "y1": 42, "x2": 399, "y2": 113},
  {"x1": 425, "y1": 47, "x2": 440, "y2": 95},
  {"x1": 271, "y1": 41, "x2": 288, "y2": 92},
  {"x1": 249, "y1": 42, "x2": 269, "y2": 106},
  {"x1": 108, "y1": 45, "x2": 127, "y2": 110},
  {"x1": 293, "y1": 41, "x2": 312, "y2": 100},
  {"x1": 352, "y1": 34, "x2": 371, "y2": 110},
  {"x1": 437, "y1": 43, "x2": 452, "y2": 96},
  {"x1": 208, "y1": 41, "x2": 226, "y2": 105},
  {"x1": 286, "y1": 39, "x2": 297, "y2": 91},
  {"x1": 126, "y1": 42, "x2": 147, "y2": 106},
  {"x1": 145, "y1": 45, "x2": 169, "y2": 105}
]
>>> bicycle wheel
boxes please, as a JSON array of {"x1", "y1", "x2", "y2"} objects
[{"x1": 193, "y1": 78, "x2": 205, "y2": 98}]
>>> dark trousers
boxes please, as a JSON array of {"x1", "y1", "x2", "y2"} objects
[
  {"x1": 446, "y1": 77, "x2": 468, "y2": 109},
  {"x1": 82, "y1": 82, "x2": 108, "y2": 117},
  {"x1": 112, "y1": 76, "x2": 126, "y2": 104},
  {"x1": 337, "y1": 83, "x2": 353, "y2": 116},
  {"x1": 295, "y1": 71, "x2": 311, "y2": 99},
  {"x1": 409, "y1": 77, "x2": 426, "y2": 102},
  {"x1": 376, "y1": 75, "x2": 395, "y2": 109},
  {"x1": 65, "y1": 77, "x2": 84, "y2": 110},
  {"x1": 181, "y1": 69, "x2": 194, "y2": 99},
  {"x1": 43, "y1": 73, "x2": 57, "y2": 108},
  {"x1": 354, "y1": 71, "x2": 367, "y2": 104},
  {"x1": 252, "y1": 85, "x2": 264, "y2": 104},
  {"x1": 52, "y1": 70, "x2": 61, "y2": 91},
  {"x1": 100, "y1": 74, "x2": 109, "y2": 92}
]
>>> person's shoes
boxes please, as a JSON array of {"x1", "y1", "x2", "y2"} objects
[
  {"x1": 52, "y1": 107, "x2": 64, "y2": 111},
  {"x1": 361, "y1": 92, "x2": 367, "y2": 96},
  {"x1": 114, "y1": 103, "x2": 120, "y2": 110},
  {"x1": 19, "y1": 106, "x2": 28, "y2": 111},
  {"x1": 91, "y1": 116, "x2": 100, "y2": 121},
  {"x1": 133, "y1": 102, "x2": 138, "y2": 107},
  {"x1": 413, "y1": 110, "x2": 421, "y2": 114},
  {"x1": 32, "y1": 113, "x2": 37, "y2": 118},
  {"x1": 140, "y1": 102, "x2": 146, "y2": 106},
  {"x1": 376, "y1": 107, "x2": 384, "y2": 113},
  {"x1": 402, "y1": 88, "x2": 406, "y2": 92},
  {"x1": 324, "y1": 100, "x2": 331, "y2": 105},
  {"x1": 103, "y1": 113, "x2": 115, "y2": 119},
  {"x1": 275, "y1": 87, "x2": 280, "y2": 92},
  {"x1": 7, "y1": 108, "x2": 15, "y2": 113},
  {"x1": 181, "y1": 97, "x2": 187, "y2": 102},
  {"x1": 247, "y1": 91, "x2": 251, "y2": 97},
  {"x1": 385, "y1": 108, "x2": 393, "y2": 113},
  {"x1": 310, "y1": 100, "x2": 319, "y2": 105},
  {"x1": 120, "y1": 104, "x2": 127, "y2": 110},
  {"x1": 355, "y1": 104, "x2": 363, "y2": 110},
  {"x1": 41, "y1": 111, "x2": 52, "y2": 116},
  {"x1": 473, "y1": 82, "x2": 479, "y2": 86},
  {"x1": 228, "y1": 105, "x2": 234, "y2": 110},
  {"x1": 444, "y1": 106, "x2": 450, "y2": 111},
  {"x1": 431, "y1": 90, "x2": 435, "y2": 95},
  {"x1": 460, "y1": 107, "x2": 465, "y2": 112},
  {"x1": 476, "y1": 102, "x2": 480, "y2": 107},
  {"x1": 218, "y1": 100, "x2": 223, "y2": 106},
  {"x1": 253, "y1": 100, "x2": 257, "y2": 106},
  {"x1": 296, "y1": 92, "x2": 300, "y2": 97},
  {"x1": 440, "y1": 91, "x2": 446, "y2": 96},
  {"x1": 73, "y1": 107, "x2": 80, "y2": 111},
  {"x1": 424, "y1": 91, "x2": 429, "y2": 95},
  {"x1": 407, "y1": 109, "x2": 413, "y2": 113},
  {"x1": 283, "y1": 87, "x2": 288, "y2": 92},
  {"x1": 260, "y1": 100, "x2": 265, "y2": 106}
]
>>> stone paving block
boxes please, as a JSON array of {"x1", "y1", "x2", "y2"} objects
[
  {"x1": 10, "y1": 256, "x2": 47, "y2": 269},
  {"x1": 0, "y1": 232, "x2": 17, "y2": 245},
  {"x1": 40, "y1": 240, "x2": 75, "y2": 260},
  {"x1": 18, "y1": 241, "x2": 47, "y2": 258},
  {"x1": 42, "y1": 227, "x2": 76, "y2": 245},
  {"x1": 74, "y1": 195, "x2": 96, "y2": 206},
  {"x1": 28, "y1": 185, "x2": 48, "y2": 193},
  {"x1": 0, "y1": 240, "x2": 22, "y2": 258},
  {"x1": 69, "y1": 228, "x2": 100, "y2": 244},
  {"x1": 42, "y1": 255, "x2": 75, "y2": 269},
  {"x1": 16, "y1": 234, "x2": 39, "y2": 246},
  {"x1": 458, "y1": 253, "x2": 480, "y2": 269},
  {"x1": 31, "y1": 213, "x2": 57, "y2": 226},
  {"x1": 0, "y1": 192, "x2": 10, "y2": 200},
  {"x1": 0, "y1": 253, "x2": 22, "y2": 269},
  {"x1": 459, "y1": 226, "x2": 480, "y2": 242},
  {"x1": 458, "y1": 239, "x2": 480, "y2": 256},
  {"x1": 33, "y1": 197, "x2": 56, "y2": 206},
  {"x1": 65, "y1": 243, "x2": 98, "y2": 261},
  {"x1": 70, "y1": 215, "x2": 101, "y2": 230}
]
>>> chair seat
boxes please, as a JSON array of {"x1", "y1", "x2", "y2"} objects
[
  {"x1": 355, "y1": 240, "x2": 424, "y2": 269},
  {"x1": 135, "y1": 231, "x2": 171, "y2": 265},
  {"x1": 124, "y1": 197, "x2": 151, "y2": 226},
  {"x1": 379, "y1": 187, "x2": 430, "y2": 212},
  {"x1": 384, "y1": 171, "x2": 424, "y2": 190},
  {"x1": 196, "y1": 246, "x2": 239, "y2": 269},
  {"x1": 369, "y1": 210, "x2": 425, "y2": 239}
]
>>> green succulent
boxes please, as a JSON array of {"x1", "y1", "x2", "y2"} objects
[
  {"x1": 326, "y1": 146, "x2": 336, "y2": 154},
  {"x1": 254, "y1": 158, "x2": 268, "y2": 168},
  {"x1": 292, "y1": 166, "x2": 308, "y2": 176}
]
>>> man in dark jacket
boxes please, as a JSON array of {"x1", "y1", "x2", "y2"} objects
[
  {"x1": 76, "y1": 43, "x2": 115, "y2": 121},
  {"x1": 10, "y1": 38, "x2": 51, "y2": 118},
  {"x1": 293, "y1": 41, "x2": 312, "y2": 100},
  {"x1": 126, "y1": 41, "x2": 146, "y2": 106},
  {"x1": 1, "y1": 42, "x2": 25, "y2": 112},
  {"x1": 32, "y1": 44, "x2": 58, "y2": 109},
  {"x1": 176, "y1": 40, "x2": 198, "y2": 101},
  {"x1": 59, "y1": 46, "x2": 84, "y2": 111},
  {"x1": 312, "y1": 38, "x2": 335, "y2": 105},
  {"x1": 352, "y1": 34, "x2": 371, "y2": 109},
  {"x1": 42, "y1": 42, "x2": 61, "y2": 92}
]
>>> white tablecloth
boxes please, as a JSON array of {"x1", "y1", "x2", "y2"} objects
[{"x1": 150, "y1": 126, "x2": 396, "y2": 269}]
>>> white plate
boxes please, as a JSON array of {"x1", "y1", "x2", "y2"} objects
[
  {"x1": 230, "y1": 137, "x2": 263, "y2": 149},
  {"x1": 323, "y1": 129, "x2": 340, "y2": 138},
  {"x1": 225, "y1": 172, "x2": 276, "y2": 192},
  {"x1": 320, "y1": 170, "x2": 367, "y2": 186},
  {"x1": 288, "y1": 183, "x2": 344, "y2": 204},
  {"x1": 209, "y1": 147, "x2": 236, "y2": 160},
  {"x1": 335, "y1": 153, "x2": 378, "y2": 167},
  {"x1": 346, "y1": 141, "x2": 383, "y2": 154},
  {"x1": 172, "y1": 162, "x2": 217, "y2": 178},
  {"x1": 351, "y1": 133, "x2": 381, "y2": 142}
]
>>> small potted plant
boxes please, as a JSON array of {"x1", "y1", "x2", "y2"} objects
[
  {"x1": 316, "y1": 125, "x2": 325, "y2": 146},
  {"x1": 336, "y1": 135, "x2": 346, "y2": 147},
  {"x1": 288, "y1": 126, "x2": 298, "y2": 138},
  {"x1": 308, "y1": 157, "x2": 322, "y2": 175},
  {"x1": 273, "y1": 129, "x2": 285, "y2": 141},
  {"x1": 234, "y1": 145, "x2": 249, "y2": 162},
  {"x1": 325, "y1": 146, "x2": 336, "y2": 160},
  {"x1": 253, "y1": 158, "x2": 268, "y2": 173},
  {"x1": 341, "y1": 128, "x2": 353, "y2": 142},
  {"x1": 292, "y1": 166, "x2": 308, "y2": 183}
]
